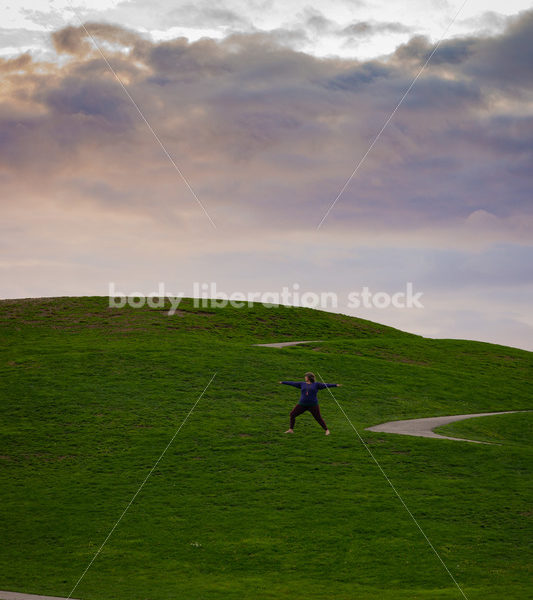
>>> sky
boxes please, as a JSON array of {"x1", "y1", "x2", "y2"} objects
[{"x1": 1, "y1": 1, "x2": 532, "y2": 350}]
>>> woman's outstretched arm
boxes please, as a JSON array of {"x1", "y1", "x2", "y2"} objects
[
  {"x1": 279, "y1": 381, "x2": 302, "y2": 388},
  {"x1": 317, "y1": 382, "x2": 341, "y2": 389}
]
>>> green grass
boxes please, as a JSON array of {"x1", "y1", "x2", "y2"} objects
[
  {"x1": 434, "y1": 412, "x2": 533, "y2": 447},
  {"x1": 0, "y1": 296, "x2": 531, "y2": 600}
]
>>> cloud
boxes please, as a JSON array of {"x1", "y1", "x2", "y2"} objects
[
  {"x1": 1, "y1": 10, "x2": 532, "y2": 227},
  {"x1": 298, "y1": 7, "x2": 337, "y2": 34},
  {"x1": 393, "y1": 33, "x2": 478, "y2": 66},
  {"x1": 340, "y1": 20, "x2": 413, "y2": 38},
  {"x1": 51, "y1": 21, "x2": 147, "y2": 56},
  {"x1": 457, "y1": 10, "x2": 509, "y2": 34},
  {"x1": 463, "y1": 9, "x2": 533, "y2": 92},
  {"x1": 392, "y1": 8, "x2": 533, "y2": 93},
  {"x1": 167, "y1": 3, "x2": 252, "y2": 28},
  {"x1": 1, "y1": 9, "x2": 533, "y2": 349},
  {"x1": 0, "y1": 26, "x2": 50, "y2": 52},
  {"x1": 0, "y1": 51, "x2": 33, "y2": 72}
]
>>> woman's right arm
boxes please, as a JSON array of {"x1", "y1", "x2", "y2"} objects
[{"x1": 280, "y1": 381, "x2": 302, "y2": 388}]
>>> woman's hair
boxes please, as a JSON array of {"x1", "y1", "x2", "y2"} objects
[{"x1": 304, "y1": 371, "x2": 316, "y2": 383}]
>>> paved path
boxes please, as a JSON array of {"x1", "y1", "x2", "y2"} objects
[
  {"x1": 365, "y1": 410, "x2": 530, "y2": 443},
  {"x1": 0, "y1": 592, "x2": 79, "y2": 600},
  {"x1": 252, "y1": 340, "x2": 322, "y2": 348}
]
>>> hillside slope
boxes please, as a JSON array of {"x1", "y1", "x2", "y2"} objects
[{"x1": 0, "y1": 297, "x2": 531, "y2": 600}]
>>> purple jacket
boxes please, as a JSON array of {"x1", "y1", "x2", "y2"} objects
[{"x1": 281, "y1": 380, "x2": 338, "y2": 405}]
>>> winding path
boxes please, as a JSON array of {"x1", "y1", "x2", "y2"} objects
[
  {"x1": 365, "y1": 411, "x2": 530, "y2": 444},
  {"x1": 0, "y1": 592, "x2": 79, "y2": 600},
  {"x1": 252, "y1": 340, "x2": 322, "y2": 348}
]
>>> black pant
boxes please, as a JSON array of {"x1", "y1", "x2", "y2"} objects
[{"x1": 290, "y1": 403, "x2": 328, "y2": 430}]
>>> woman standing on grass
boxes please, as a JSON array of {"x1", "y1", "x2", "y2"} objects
[{"x1": 279, "y1": 372, "x2": 341, "y2": 435}]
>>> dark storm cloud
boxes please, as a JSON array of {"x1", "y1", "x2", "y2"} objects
[
  {"x1": 393, "y1": 34, "x2": 478, "y2": 65},
  {"x1": 324, "y1": 60, "x2": 393, "y2": 91},
  {"x1": 398, "y1": 75, "x2": 483, "y2": 109},
  {"x1": 40, "y1": 75, "x2": 136, "y2": 126},
  {"x1": 463, "y1": 9, "x2": 533, "y2": 91},
  {"x1": 145, "y1": 36, "x2": 233, "y2": 77},
  {"x1": 393, "y1": 9, "x2": 533, "y2": 91}
]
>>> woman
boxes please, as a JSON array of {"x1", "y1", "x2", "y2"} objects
[{"x1": 279, "y1": 372, "x2": 341, "y2": 435}]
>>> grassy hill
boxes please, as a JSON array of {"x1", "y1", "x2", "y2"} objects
[{"x1": 0, "y1": 296, "x2": 531, "y2": 600}]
